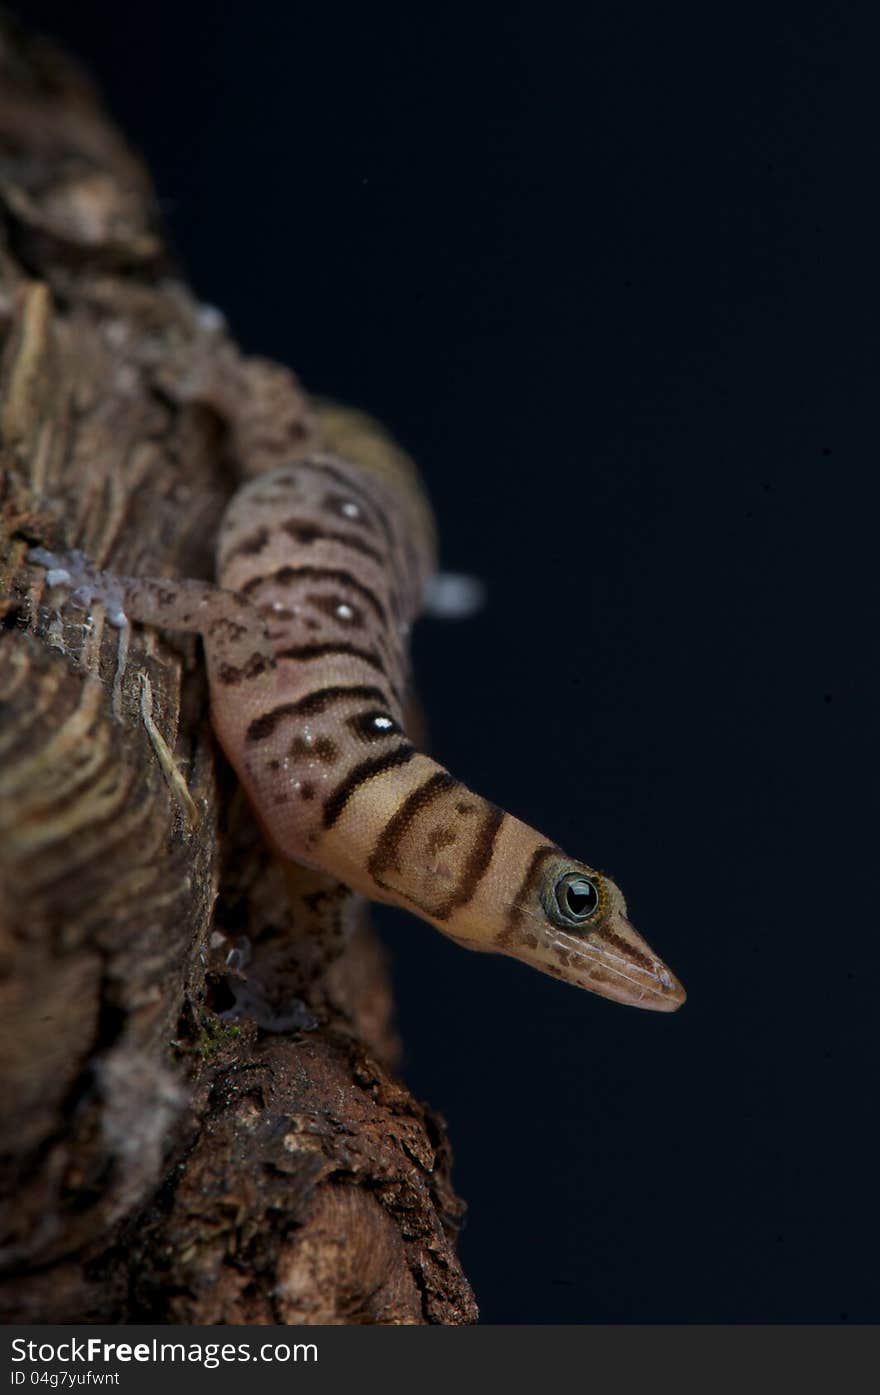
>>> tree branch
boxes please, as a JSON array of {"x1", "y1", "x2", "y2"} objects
[{"x1": 0, "y1": 16, "x2": 476, "y2": 1325}]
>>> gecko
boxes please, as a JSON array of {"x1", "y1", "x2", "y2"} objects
[{"x1": 26, "y1": 405, "x2": 685, "y2": 1013}]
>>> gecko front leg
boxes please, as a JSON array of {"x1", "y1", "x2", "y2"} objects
[
  {"x1": 28, "y1": 545, "x2": 282, "y2": 832},
  {"x1": 27, "y1": 544, "x2": 359, "y2": 1008}
]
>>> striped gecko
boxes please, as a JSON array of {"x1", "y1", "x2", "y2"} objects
[{"x1": 28, "y1": 407, "x2": 685, "y2": 1013}]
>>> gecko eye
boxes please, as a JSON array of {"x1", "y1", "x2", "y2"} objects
[{"x1": 554, "y1": 872, "x2": 600, "y2": 924}]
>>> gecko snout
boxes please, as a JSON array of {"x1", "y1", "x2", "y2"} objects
[{"x1": 571, "y1": 909, "x2": 687, "y2": 1011}]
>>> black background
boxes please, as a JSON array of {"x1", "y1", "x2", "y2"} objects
[{"x1": 22, "y1": 2, "x2": 878, "y2": 1323}]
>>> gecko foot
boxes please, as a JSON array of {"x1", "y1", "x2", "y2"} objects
[
  {"x1": 28, "y1": 546, "x2": 129, "y2": 628},
  {"x1": 220, "y1": 977, "x2": 319, "y2": 1033}
]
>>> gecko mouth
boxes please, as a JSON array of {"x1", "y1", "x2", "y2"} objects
[{"x1": 540, "y1": 914, "x2": 686, "y2": 1012}]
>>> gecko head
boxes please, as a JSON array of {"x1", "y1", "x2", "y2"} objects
[{"x1": 498, "y1": 851, "x2": 686, "y2": 1011}]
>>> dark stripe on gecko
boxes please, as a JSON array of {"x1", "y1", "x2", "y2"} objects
[
  {"x1": 322, "y1": 492, "x2": 379, "y2": 535},
  {"x1": 297, "y1": 457, "x2": 397, "y2": 553},
  {"x1": 367, "y1": 771, "x2": 458, "y2": 884},
  {"x1": 346, "y1": 709, "x2": 403, "y2": 742},
  {"x1": 281, "y1": 518, "x2": 385, "y2": 566},
  {"x1": 215, "y1": 652, "x2": 274, "y2": 686},
  {"x1": 304, "y1": 592, "x2": 366, "y2": 629},
  {"x1": 288, "y1": 684, "x2": 390, "y2": 717},
  {"x1": 244, "y1": 685, "x2": 392, "y2": 741},
  {"x1": 593, "y1": 925, "x2": 657, "y2": 971},
  {"x1": 274, "y1": 641, "x2": 389, "y2": 676},
  {"x1": 432, "y1": 803, "x2": 506, "y2": 921},
  {"x1": 322, "y1": 744, "x2": 417, "y2": 829},
  {"x1": 240, "y1": 565, "x2": 387, "y2": 625},
  {"x1": 222, "y1": 525, "x2": 270, "y2": 562},
  {"x1": 496, "y1": 843, "x2": 560, "y2": 947}
]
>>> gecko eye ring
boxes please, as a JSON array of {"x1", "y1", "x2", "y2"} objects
[{"x1": 553, "y1": 872, "x2": 600, "y2": 925}]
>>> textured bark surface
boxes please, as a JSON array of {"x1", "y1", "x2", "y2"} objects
[{"x1": 0, "y1": 17, "x2": 476, "y2": 1325}]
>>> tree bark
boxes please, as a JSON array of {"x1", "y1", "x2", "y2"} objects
[{"x1": 0, "y1": 17, "x2": 477, "y2": 1325}]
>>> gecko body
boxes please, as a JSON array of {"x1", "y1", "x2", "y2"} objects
[{"x1": 29, "y1": 415, "x2": 685, "y2": 1012}]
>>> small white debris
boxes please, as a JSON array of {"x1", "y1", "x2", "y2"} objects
[
  {"x1": 424, "y1": 571, "x2": 487, "y2": 619},
  {"x1": 373, "y1": 715, "x2": 393, "y2": 730},
  {"x1": 45, "y1": 568, "x2": 72, "y2": 587},
  {"x1": 198, "y1": 303, "x2": 226, "y2": 332}
]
